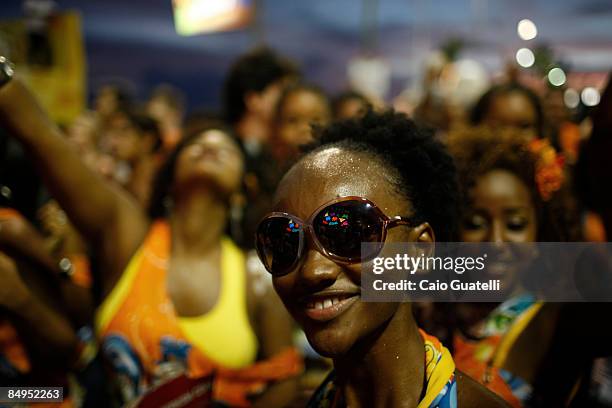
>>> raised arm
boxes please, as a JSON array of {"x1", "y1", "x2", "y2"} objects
[{"x1": 0, "y1": 78, "x2": 148, "y2": 296}]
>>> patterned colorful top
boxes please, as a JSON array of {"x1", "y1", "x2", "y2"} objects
[
  {"x1": 307, "y1": 330, "x2": 457, "y2": 408},
  {"x1": 453, "y1": 294, "x2": 542, "y2": 408}
]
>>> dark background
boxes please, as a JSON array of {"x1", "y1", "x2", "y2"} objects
[{"x1": 1, "y1": 0, "x2": 611, "y2": 111}]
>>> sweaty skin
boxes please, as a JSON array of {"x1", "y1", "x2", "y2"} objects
[{"x1": 272, "y1": 147, "x2": 509, "y2": 407}]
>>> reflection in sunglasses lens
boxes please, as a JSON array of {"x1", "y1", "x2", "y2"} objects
[
  {"x1": 313, "y1": 201, "x2": 383, "y2": 260},
  {"x1": 256, "y1": 217, "x2": 302, "y2": 275}
]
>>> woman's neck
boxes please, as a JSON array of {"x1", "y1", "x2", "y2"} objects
[
  {"x1": 169, "y1": 191, "x2": 227, "y2": 256},
  {"x1": 334, "y1": 304, "x2": 425, "y2": 408}
]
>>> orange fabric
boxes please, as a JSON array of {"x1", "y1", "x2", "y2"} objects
[
  {"x1": 98, "y1": 221, "x2": 302, "y2": 406},
  {"x1": 0, "y1": 208, "x2": 21, "y2": 220},
  {"x1": 0, "y1": 319, "x2": 31, "y2": 374},
  {"x1": 584, "y1": 211, "x2": 607, "y2": 242},
  {"x1": 453, "y1": 335, "x2": 522, "y2": 408},
  {"x1": 0, "y1": 208, "x2": 92, "y2": 289},
  {"x1": 558, "y1": 121, "x2": 581, "y2": 162},
  {"x1": 0, "y1": 320, "x2": 73, "y2": 408},
  {"x1": 66, "y1": 254, "x2": 92, "y2": 288}
]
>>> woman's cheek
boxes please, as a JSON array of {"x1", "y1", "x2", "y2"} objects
[
  {"x1": 344, "y1": 264, "x2": 362, "y2": 285},
  {"x1": 272, "y1": 274, "x2": 295, "y2": 300},
  {"x1": 460, "y1": 229, "x2": 487, "y2": 243}
]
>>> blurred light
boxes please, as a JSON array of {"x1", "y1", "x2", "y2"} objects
[
  {"x1": 0, "y1": 185, "x2": 11, "y2": 200},
  {"x1": 515, "y1": 48, "x2": 535, "y2": 67},
  {"x1": 172, "y1": 0, "x2": 252, "y2": 36},
  {"x1": 581, "y1": 87, "x2": 601, "y2": 107},
  {"x1": 548, "y1": 67, "x2": 566, "y2": 87},
  {"x1": 563, "y1": 88, "x2": 580, "y2": 109},
  {"x1": 443, "y1": 59, "x2": 489, "y2": 107},
  {"x1": 517, "y1": 19, "x2": 537, "y2": 40},
  {"x1": 347, "y1": 57, "x2": 391, "y2": 101}
]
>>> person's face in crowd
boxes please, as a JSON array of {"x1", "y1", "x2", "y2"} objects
[
  {"x1": 484, "y1": 91, "x2": 538, "y2": 139},
  {"x1": 271, "y1": 147, "x2": 425, "y2": 357},
  {"x1": 67, "y1": 114, "x2": 100, "y2": 170},
  {"x1": 173, "y1": 130, "x2": 244, "y2": 199},
  {"x1": 460, "y1": 169, "x2": 537, "y2": 291},
  {"x1": 335, "y1": 97, "x2": 368, "y2": 121},
  {"x1": 106, "y1": 113, "x2": 151, "y2": 163},
  {"x1": 67, "y1": 114, "x2": 98, "y2": 153},
  {"x1": 95, "y1": 86, "x2": 120, "y2": 119},
  {"x1": 247, "y1": 78, "x2": 289, "y2": 123},
  {"x1": 147, "y1": 96, "x2": 178, "y2": 125},
  {"x1": 461, "y1": 169, "x2": 537, "y2": 243},
  {"x1": 277, "y1": 90, "x2": 331, "y2": 149}
]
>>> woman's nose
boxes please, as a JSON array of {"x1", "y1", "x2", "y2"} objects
[
  {"x1": 297, "y1": 247, "x2": 341, "y2": 291},
  {"x1": 489, "y1": 219, "x2": 506, "y2": 243}
]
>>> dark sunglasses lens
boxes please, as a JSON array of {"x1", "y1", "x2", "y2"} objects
[
  {"x1": 313, "y1": 200, "x2": 384, "y2": 261},
  {"x1": 256, "y1": 217, "x2": 302, "y2": 275}
]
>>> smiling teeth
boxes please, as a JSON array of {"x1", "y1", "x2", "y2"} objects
[{"x1": 307, "y1": 297, "x2": 346, "y2": 309}]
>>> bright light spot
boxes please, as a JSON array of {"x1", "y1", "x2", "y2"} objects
[
  {"x1": 517, "y1": 19, "x2": 538, "y2": 40},
  {"x1": 445, "y1": 59, "x2": 489, "y2": 106},
  {"x1": 581, "y1": 87, "x2": 601, "y2": 107},
  {"x1": 172, "y1": 0, "x2": 250, "y2": 36},
  {"x1": 515, "y1": 48, "x2": 535, "y2": 67},
  {"x1": 548, "y1": 67, "x2": 566, "y2": 87},
  {"x1": 563, "y1": 89, "x2": 580, "y2": 109}
]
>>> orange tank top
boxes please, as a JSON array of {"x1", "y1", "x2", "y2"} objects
[{"x1": 94, "y1": 220, "x2": 302, "y2": 406}]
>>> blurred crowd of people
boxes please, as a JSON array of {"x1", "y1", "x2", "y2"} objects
[{"x1": 0, "y1": 45, "x2": 611, "y2": 408}]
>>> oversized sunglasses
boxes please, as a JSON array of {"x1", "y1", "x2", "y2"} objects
[{"x1": 255, "y1": 196, "x2": 419, "y2": 276}]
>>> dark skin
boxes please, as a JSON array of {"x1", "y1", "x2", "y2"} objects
[
  {"x1": 461, "y1": 170, "x2": 537, "y2": 244},
  {"x1": 236, "y1": 79, "x2": 288, "y2": 146},
  {"x1": 272, "y1": 147, "x2": 508, "y2": 407},
  {"x1": 483, "y1": 92, "x2": 538, "y2": 139},
  {"x1": 276, "y1": 90, "x2": 331, "y2": 150},
  {"x1": 335, "y1": 98, "x2": 368, "y2": 121},
  {"x1": 106, "y1": 112, "x2": 157, "y2": 206},
  {"x1": 460, "y1": 170, "x2": 538, "y2": 301},
  {"x1": 458, "y1": 169, "x2": 557, "y2": 384},
  {"x1": 459, "y1": 169, "x2": 612, "y2": 405},
  {"x1": 0, "y1": 214, "x2": 94, "y2": 327},
  {"x1": 0, "y1": 250, "x2": 79, "y2": 372},
  {"x1": 0, "y1": 80, "x2": 296, "y2": 406}
]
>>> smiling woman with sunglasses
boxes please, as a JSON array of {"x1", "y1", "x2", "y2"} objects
[{"x1": 255, "y1": 110, "x2": 509, "y2": 407}]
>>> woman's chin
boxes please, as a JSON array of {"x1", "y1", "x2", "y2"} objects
[
  {"x1": 177, "y1": 172, "x2": 236, "y2": 197},
  {"x1": 305, "y1": 328, "x2": 353, "y2": 358}
]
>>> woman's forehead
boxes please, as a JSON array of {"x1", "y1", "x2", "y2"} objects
[
  {"x1": 182, "y1": 130, "x2": 242, "y2": 157},
  {"x1": 193, "y1": 129, "x2": 234, "y2": 145},
  {"x1": 273, "y1": 147, "x2": 409, "y2": 218}
]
